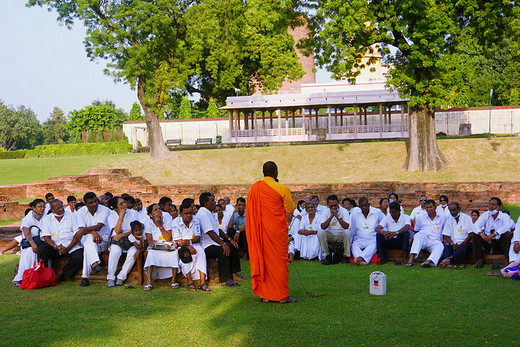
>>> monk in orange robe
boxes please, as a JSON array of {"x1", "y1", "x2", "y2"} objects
[{"x1": 246, "y1": 161, "x2": 299, "y2": 303}]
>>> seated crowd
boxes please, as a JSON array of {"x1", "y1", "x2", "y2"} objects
[{"x1": 4, "y1": 191, "x2": 520, "y2": 289}]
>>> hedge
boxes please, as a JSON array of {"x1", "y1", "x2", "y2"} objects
[
  {"x1": 0, "y1": 150, "x2": 27, "y2": 159},
  {"x1": 27, "y1": 142, "x2": 133, "y2": 158}
]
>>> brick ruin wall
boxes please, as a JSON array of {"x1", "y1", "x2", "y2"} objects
[{"x1": 1, "y1": 169, "x2": 519, "y2": 223}]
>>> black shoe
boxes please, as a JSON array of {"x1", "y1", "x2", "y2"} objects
[
  {"x1": 321, "y1": 255, "x2": 333, "y2": 265},
  {"x1": 80, "y1": 278, "x2": 90, "y2": 287}
]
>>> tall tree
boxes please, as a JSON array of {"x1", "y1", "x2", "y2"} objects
[
  {"x1": 28, "y1": 0, "x2": 305, "y2": 160},
  {"x1": 42, "y1": 106, "x2": 68, "y2": 144},
  {"x1": 305, "y1": 0, "x2": 519, "y2": 171},
  {"x1": 66, "y1": 101, "x2": 127, "y2": 135},
  {"x1": 0, "y1": 101, "x2": 42, "y2": 150}
]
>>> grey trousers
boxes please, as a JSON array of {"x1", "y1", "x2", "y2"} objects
[{"x1": 317, "y1": 229, "x2": 352, "y2": 257}]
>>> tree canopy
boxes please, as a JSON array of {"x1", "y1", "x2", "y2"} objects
[
  {"x1": 66, "y1": 100, "x2": 127, "y2": 135},
  {"x1": 304, "y1": 0, "x2": 519, "y2": 171},
  {"x1": 0, "y1": 101, "x2": 41, "y2": 150},
  {"x1": 42, "y1": 106, "x2": 68, "y2": 144}
]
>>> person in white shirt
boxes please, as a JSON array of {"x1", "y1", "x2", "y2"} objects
[
  {"x1": 375, "y1": 201, "x2": 411, "y2": 265},
  {"x1": 199, "y1": 192, "x2": 243, "y2": 286},
  {"x1": 350, "y1": 197, "x2": 385, "y2": 266},
  {"x1": 227, "y1": 197, "x2": 248, "y2": 259},
  {"x1": 133, "y1": 198, "x2": 149, "y2": 223},
  {"x1": 410, "y1": 195, "x2": 428, "y2": 222},
  {"x1": 44, "y1": 192, "x2": 55, "y2": 215},
  {"x1": 295, "y1": 202, "x2": 322, "y2": 260},
  {"x1": 38, "y1": 199, "x2": 83, "y2": 283},
  {"x1": 65, "y1": 196, "x2": 77, "y2": 214},
  {"x1": 223, "y1": 196, "x2": 234, "y2": 213},
  {"x1": 310, "y1": 195, "x2": 327, "y2": 216},
  {"x1": 318, "y1": 195, "x2": 352, "y2": 265},
  {"x1": 436, "y1": 195, "x2": 451, "y2": 217},
  {"x1": 76, "y1": 192, "x2": 111, "y2": 287},
  {"x1": 472, "y1": 197, "x2": 513, "y2": 268},
  {"x1": 12, "y1": 199, "x2": 46, "y2": 285},
  {"x1": 214, "y1": 204, "x2": 231, "y2": 233},
  {"x1": 106, "y1": 196, "x2": 140, "y2": 287},
  {"x1": 406, "y1": 199, "x2": 446, "y2": 267},
  {"x1": 218, "y1": 198, "x2": 234, "y2": 223},
  {"x1": 387, "y1": 193, "x2": 405, "y2": 215},
  {"x1": 159, "y1": 196, "x2": 177, "y2": 223},
  {"x1": 379, "y1": 198, "x2": 389, "y2": 217},
  {"x1": 439, "y1": 202, "x2": 474, "y2": 268},
  {"x1": 172, "y1": 201, "x2": 211, "y2": 292},
  {"x1": 143, "y1": 203, "x2": 180, "y2": 290},
  {"x1": 471, "y1": 210, "x2": 480, "y2": 224},
  {"x1": 508, "y1": 216, "x2": 520, "y2": 264}
]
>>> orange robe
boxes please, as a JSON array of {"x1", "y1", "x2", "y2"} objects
[{"x1": 246, "y1": 177, "x2": 295, "y2": 301}]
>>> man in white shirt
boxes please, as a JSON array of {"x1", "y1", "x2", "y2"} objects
[
  {"x1": 318, "y1": 195, "x2": 352, "y2": 265},
  {"x1": 37, "y1": 199, "x2": 83, "y2": 283},
  {"x1": 76, "y1": 192, "x2": 111, "y2": 287},
  {"x1": 172, "y1": 201, "x2": 211, "y2": 291},
  {"x1": 410, "y1": 195, "x2": 428, "y2": 222},
  {"x1": 376, "y1": 201, "x2": 411, "y2": 264},
  {"x1": 508, "y1": 217, "x2": 520, "y2": 264},
  {"x1": 436, "y1": 195, "x2": 451, "y2": 217},
  {"x1": 406, "y1": 199, "x2": 446, "y2": 267},
  {"x1": 310, "y1": 195, "x2": 327, "y2": 216},
  {"x1": 198, "y1": 192, "x2": 243, "y2": 286},
  {"x1": 44, "y1": 192, "x2": 55, "y2": 215},
  {"x1": 65, "y1": 196, "x2": 77, "y2": 214},
  {"x1": 472, "y1": 197, "x2": 513, "y2": 268},
  {"x1": 439, "y1": 202, "x2": 474, "y2": 268},
  {"x1": 218, "y1": 198, "x2": 234, "y2": 222},
  {"x1": 350, "y1": 197, "x2": 385, "y2": 265},
  {"x1": 223, "y1": 196, "x2": 234, "y2": 212}
]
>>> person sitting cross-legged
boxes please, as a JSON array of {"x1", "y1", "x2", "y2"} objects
[
  {"x1": 172, "y1": 201, "x2": 211, "y2": 292},
  {"x1": 318, "y1": 195, "x2": 352, "y2": 265},
  {"x1": 439, "y1": 202, "x2": 474, "y2": 268},
  {"x1": 406, "y1": 199, "x2": 446, "y2": 268},
  {"x1": 375, "y1": 201, "x2": 410, "y2": 265},
  {"x1": 295, "y1": 202, "x2": 322, "y2": 260},
  {"x1": 350, "y1": 197, "x2": 385, "y2": 266}
]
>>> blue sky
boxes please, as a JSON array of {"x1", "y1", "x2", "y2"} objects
[{"x1": 1, "y1": 2, "x2": 331, "y2": 123}]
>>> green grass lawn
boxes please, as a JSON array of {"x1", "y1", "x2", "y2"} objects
[{"x1": 1, "y1": 254, "x2": 518, "y2": 346}]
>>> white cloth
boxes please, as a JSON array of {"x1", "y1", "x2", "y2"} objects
[
  {"x1": 410, "y1": 205, "x2": 427, "y2": 221},
  {"x1": 213, "y1": 213, "x2": 231, "y2": 233},
  {"x1": 508, "y1": 218, "x2": 520, "y2": 261},
  {"x1": 178, "y1": 243, "x2": 207, "y2": 281},
  {"x1": 198, "y1": 207, "x2": 222, "y2": 249},
  {"x1": 20, "y1": 210, "x2": 44, "y2": 239},
  {"x1": 474, "y1": 211, "x2": 513, "y2": 239},
  {"x1": 295, "y1": 214, "x2": 322, "y2": 260},
  {"x1": 436, "y1": 205, "x2": 451, "y2": 218},
  {"x1": 65, "y1": 206, "x2": 76, "y2": 214},
  {"x1": 350, "y1": 207, "x2": 384, "y2": 263},
  {"x1": 107, "y1": 245, "x2": 138, "y2": 281},
  {"x1": 410, "y1": 232, "x2": 444, "y2": 265},
  {"x1": 144, "y1": 218, "x2": 178, "y2": 276},
  {"x1": 13, "y1": 247, "x2": 37, "y2": 282},
  {"x1": 319, "y1": 206, "x2": 351, "y2": 236},
  {"x1": 108, "y1": 209, "x2": 137, "y2": 238},
  {"x1": 44, "y1": 203, "x2": 51, "y2": 215},
  {"x1": 76, "y1": 204, "x2": 111, "y2": 242},
  {"x1": 41, "y1": 212, "x2": 81, "y2": 253},
  {"x1": 135, "y1": 208, "x2": 149, "y2": 224},
  {"x1": 410, "y1": 213, "x2": 446, "y2": 266},
  {"x1": 351, "y1": 237, "x2": 377, "y2": 263},
  {"x1": 172, "y1": 216, "x2": 201, "y2": 241},
  {"x1": 442, "y1": 213, "x2": 474, "y2": 244},
  {"x1": 14, "y1": 235, "x2": 22, "y2": 244},
  {"x1": 378, "y1": 213, "x2": 411, "y2": 238}
]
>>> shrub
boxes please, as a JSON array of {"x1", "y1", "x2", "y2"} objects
[
  {"x1": 110, "y1": 129, "x2": 118, "y2": 142},
  {"x1": 87, "y1": 131, "x2": 94, "y2": 143},
  {"x1": 0, "y1": 150, "x2": 27, "y2": 159},
  {"x1": 26, "y1": 142, "x2": 133, "y2": 158},
  {"x1": 97, "y1": 129, "x2": 104, "y2": 143}
]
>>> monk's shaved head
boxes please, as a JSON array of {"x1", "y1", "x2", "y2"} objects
[{"x1": 263, "y1": 161, "x2": 278, "y2": 178}]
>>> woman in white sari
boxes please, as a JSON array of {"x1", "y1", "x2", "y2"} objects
[{"x1": 296, "y1": 202, "x2": 322, "y2": 260}]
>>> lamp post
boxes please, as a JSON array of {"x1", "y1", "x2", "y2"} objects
[{"x1": 488, "y1": 89, "x2": 493, "y2": 139}]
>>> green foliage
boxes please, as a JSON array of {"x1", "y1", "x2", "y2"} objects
[
  {"x1": 28, "y1": 142, "x2": 133, "y2": 158},
  {"x1": 66, "y1": 100, "x2": 128, "y2": 134},
  {"x1": 305, "y1": 0, "x2": 519, "y2": 109},
  {"x1": 179, "y1": 97, "x2": 192, "y2": 119},
  {"x1": 86, "y1": 131, "x2": 94, "y2": 143},
  {"x1": 0, "y1": 150, "x2": 27, "y2": 160},
  {"x1": 0, "y1": 101, "x2": 42, "y2": 150},
  {"x1": 110, "y1": 129, "x2": 118, "y2": 142},
  {"x1": 128, "y1": 102, "x2": 144, "y2": 121},
  {"x1": 72, "y1": 132, "x2": 82, "y2": 144},
  {"x1": 122, "y1": 132, "x2": 129, "y2": 144},
  {"x1": 42, "y1": 106, "x2": 68, "y2": 144},
  {"x1": 96, "y1": 128, "x2": 104, "y2": 143},
  {"x1": 206, "y1": 99, "x2": 222, "y2": 118}
]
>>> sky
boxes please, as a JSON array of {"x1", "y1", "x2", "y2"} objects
[{"x1": 0, "y1": 2, "x2": 332, "y2": 123}]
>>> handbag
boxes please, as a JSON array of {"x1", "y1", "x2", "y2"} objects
[
  {"x1": 151, "y1": 241, "x2": 178, "y2": 252},
  {"x1": 111, "y1": 236, "x2": 133, "y2": 251},
  {"x1": 20, "y1": 259, "x2": 57, "y2": 290},
  {"x1": 20, "y1": 226, "x2": 44, "y2": 249}
]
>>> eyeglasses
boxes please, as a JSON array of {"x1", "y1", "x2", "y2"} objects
[{"x1": 419, "y1": 199, "x2": 426, "y2": 201}]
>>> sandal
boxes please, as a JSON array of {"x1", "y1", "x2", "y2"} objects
[
  {"x1": 405, "y1": 262, "x2": 414, "y2": 267},
  {"x1": 259, "y1": 297, "x2": 271, "y2": 303},
  {"x1": 486, "y1": 271, "x2": 502, "y2": 276},
  {"x1": 198, "y1": 283, "x2": 212, "y2": 291},
  {"x1": 171, "y1": 282, "x2": 180, "y2": 289},
  {"x1": 187, "y1": 283, "x2": 196, "y2": 292},
  {"x1": 144, "y1": 284, "x2": 152, "y2": 291},
  {"x1": 279, "y1": 296, "x2": 299, "y2": 304}
]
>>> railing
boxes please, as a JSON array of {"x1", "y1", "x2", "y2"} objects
[{"x1": 233, "y1": 128, "x2": 304, "y2": 137}]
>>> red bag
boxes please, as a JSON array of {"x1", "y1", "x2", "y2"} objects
[{"x1": 20, "y1": 259, "x2": 57, "y2": 290}]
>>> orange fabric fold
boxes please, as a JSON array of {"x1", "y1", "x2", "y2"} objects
[{"x1": 246, "y1": 180, "x2": 289, "y2": 301}]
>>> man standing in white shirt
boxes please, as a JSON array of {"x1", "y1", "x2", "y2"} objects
[
  {"x1": 38, "y1": 199, "x2": 83, "y2": 283},
  {"x1": 350, "y1": 197, "x2": 385, "y2": 265},
  {"x1": 410, "y1": 195, "x2": 428, "y2": 222},
  {"x1": 439, "y1": 202, "x2": 474, "y2": 268},
  {"x1": 198, "y1": 192, "x2": 243, "y2": 286},
  {"x1": 376, "y1": 201, "x2": 411, "y2": 264},
  {"x1": 472, "y1": 197, "x2": 513, "y2": 268},
  {"x1": 318, "y1": 195, "x2": 351, "y2": 265},
  {"x1": 406, "y1": 199, "x2": 446, "y2": 267},
  {"x1": 76, "y1": 192, "x2": 111, "y2": 287}
]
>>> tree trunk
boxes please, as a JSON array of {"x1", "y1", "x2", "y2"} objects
[
  {"x1": 137, "y1": 81, "x2": 171, "y2": 160},
  {"x1": 404, "y1": 104, "x2": 446, "y2": 171}
]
